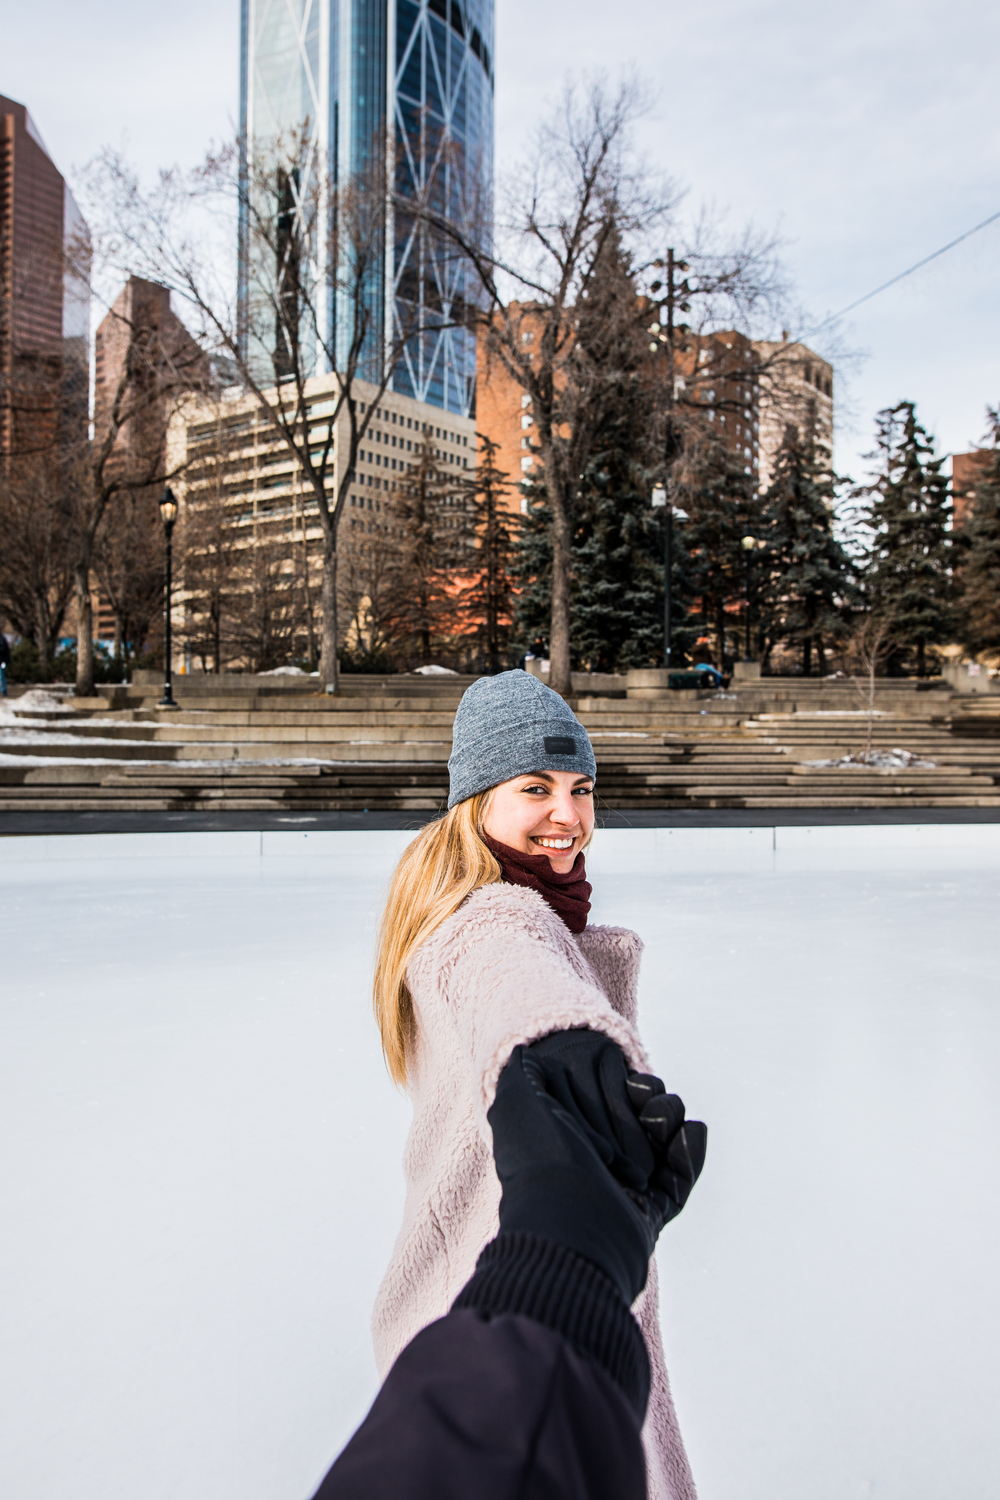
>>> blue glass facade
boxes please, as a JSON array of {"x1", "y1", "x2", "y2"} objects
[{"x1": 240, "y1": 0, "x2": 493, "y2": 415}]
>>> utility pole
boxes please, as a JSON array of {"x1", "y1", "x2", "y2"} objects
[{"x1": 648, "y1": 250, "x2": 692, "y2": 669}]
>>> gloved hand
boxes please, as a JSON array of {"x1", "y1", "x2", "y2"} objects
[
  {"x1": 624, "y1": 1068, "x2": 707, "y2": 1229},
  {"x1": 488, "y1": 1032, "x2": 707, "y2": 1306},
  {"x1": 526, "y1": 1030, "x2": 707, "y2": 1227}
]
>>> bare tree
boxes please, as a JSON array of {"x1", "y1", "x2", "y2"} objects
[
  {"x1": 338, "y1": 522, "x2": 402, "y2": 667},
  {"x1": 422, "y1": 78, "x2": 792, "y2": 694},
  {"x1": 0, "y1": 452, "x2": 75, "y2": 673},
  {"x1": 81, "y1": 126, "x2": 442, "y2": 692},
  {"x1": 381, "y1": 439, "x2": 473, "y2": 665},
  {"x1": 415, "y1": 80, "x2": 673, "y2": 692},
  {"x1": 93, "y1": 485, "x2": 166, "y2": 670},
  {"x1": 223, "y1": 526, "x2": 304, "y2": 672},
  {"x1": 848, "y1": 612, "x2": 896, "y2": 763},
  {"x1": 72, "y1": 288, "x2": 205, "y2": 696}
]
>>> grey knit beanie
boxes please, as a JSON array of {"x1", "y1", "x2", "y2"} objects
[{"x1": 447, "y1": 670, "x2": 597, "y2": 808}]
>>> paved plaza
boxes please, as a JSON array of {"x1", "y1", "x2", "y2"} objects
[{"x1": 2, "y1": 826, "x2": 998, "y2": 1500}]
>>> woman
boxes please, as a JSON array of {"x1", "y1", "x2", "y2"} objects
[{"x1": 371, "y1": 670, "x2": 697, "y2": 1500}]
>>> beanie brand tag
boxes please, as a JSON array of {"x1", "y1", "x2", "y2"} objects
[{"x1": 544, "y1": 736, "x2": 577, "y2": 756}]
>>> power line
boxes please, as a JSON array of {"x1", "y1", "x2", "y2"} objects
[{"x1": 813, "y1": 208, "x2": 1000, "y2": 331}]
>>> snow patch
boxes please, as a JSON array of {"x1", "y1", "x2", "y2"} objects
[
  {"x1": 411, "y1": 665, "x2": 458, "y2": 675},
  {"x1": 804, "y1": 748, "x2": 938, "y2": 770}
]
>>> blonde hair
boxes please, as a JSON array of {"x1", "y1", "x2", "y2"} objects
[{"x1": 374, "y1": 792, "x2": 500, "y2": 1086}]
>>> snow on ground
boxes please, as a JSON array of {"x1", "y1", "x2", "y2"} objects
[
  {"x1": 804, "y1": 748, "x2": 938, "y2": 769},
  {"x1": 1, "y1": 828, "x2": 998, "y2": 1500}
]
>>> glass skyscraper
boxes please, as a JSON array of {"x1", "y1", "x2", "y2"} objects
[{"x1": 240, "y1": 0, "x2": 494, "y2": 416}]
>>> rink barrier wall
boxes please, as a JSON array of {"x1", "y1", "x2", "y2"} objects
[{"x1": 1, "y1": 825, "x2": 1000, "y2": 869}]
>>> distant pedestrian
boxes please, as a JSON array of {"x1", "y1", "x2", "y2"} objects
[{"x1": 0, "y1": 634, "x2": 10, "y2": 697}]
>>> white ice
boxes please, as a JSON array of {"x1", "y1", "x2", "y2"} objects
[{"x1": 2, "y1": 827, "x2": 999, "y2": 1500}]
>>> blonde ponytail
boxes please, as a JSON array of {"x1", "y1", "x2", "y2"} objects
[{"x1": 373, "y1": 792, "x2": 500, "y2": 1086}]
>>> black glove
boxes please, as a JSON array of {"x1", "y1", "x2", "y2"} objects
[
  {"x1": 526, "y1": 1030, "x2": 707, "y2": 1228},
  {"x1": 488, "y1": 1033, "x2": 707, "y2": 1306},
  {"x1": 624, "y1": 1068, "x2": 707, "y2": 1229}
]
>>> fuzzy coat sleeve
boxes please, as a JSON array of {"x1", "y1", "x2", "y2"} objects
[{"x1": 406, "y1": 882, "x2": 650, "y2": 1139}]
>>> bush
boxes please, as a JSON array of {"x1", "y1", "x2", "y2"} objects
[
  {"x1": 338, "y1": 646, "x2": 396, "y2": 674},
  {"x1": 6, "y1": 640, "x2": 128, "y2": 685}
]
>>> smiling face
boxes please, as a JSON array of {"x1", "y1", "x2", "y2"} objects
[{"x1": 481, "y1": 770, "x2": 595, "y2": 873}]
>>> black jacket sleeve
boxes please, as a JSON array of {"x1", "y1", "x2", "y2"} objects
[{"x1": 310, "y1": 1305, "x2": 647, "y2": 1500}]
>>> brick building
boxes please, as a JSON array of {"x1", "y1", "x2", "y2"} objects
[
  {"x1": 0, "y1": 93, "x2": 89, "y2": 463},
  {"x1": 952, "y1": 448, "x2": 992, "y2": 528}
]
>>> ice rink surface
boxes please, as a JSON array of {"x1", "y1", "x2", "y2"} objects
[{"x1": 2, "y1": 825, "x2": 999, "y2": 1500}]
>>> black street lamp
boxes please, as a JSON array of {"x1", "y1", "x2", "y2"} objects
[
  {"x1": 648, "y1": 248, "x2": 694, "y2": 674},
  {"x1": 651, "y1": 484, "x2": 672, "y2": 669},
  {"x1": 158, "y1": 487, "x2": 179, "y2": 708},
  {"x1": 652, "y1": 485, "x2": 688, "y2": 670},
  {"x1": 740, "y1": 533, "x2": 766, "y2": 661}
]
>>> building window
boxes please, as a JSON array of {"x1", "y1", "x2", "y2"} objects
[{"x1": 521, "y1": 456, "x2": 534, "y2": 471}]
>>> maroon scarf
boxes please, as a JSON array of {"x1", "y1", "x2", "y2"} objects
[{"x1": 484, "y1": 834, "x2": 591, "y2": 934}]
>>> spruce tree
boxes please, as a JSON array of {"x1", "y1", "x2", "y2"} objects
[
  {"x1": 860, "y1": 402, "x2": 954, "y2": 675},
  {"x1": 454, "y1": 436, "x2": 520, "y2": 674},
  {"x1": 673, "y1": 428, "x2": 755, "y2": 667},
  {"x1": 567, "y1": 379, "x2": 675, "y2": 672},
  {"x1": 759, "y1": 421, "x2": 854, "y2": 674},
  {"x1": 511, "y1": 228, "x2": 686, "y2": 673},
  {"x1": 960, "y1": 408, "x2": 1000, "y2": 658}
]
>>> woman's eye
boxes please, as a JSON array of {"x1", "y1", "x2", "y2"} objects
[{"x1": 573, "y1": 785, "x2": 594, "y2": 796}]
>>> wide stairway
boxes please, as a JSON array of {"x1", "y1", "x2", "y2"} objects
[{"x1": 1, "y1": 671, "x2": 998, "y2": 813}]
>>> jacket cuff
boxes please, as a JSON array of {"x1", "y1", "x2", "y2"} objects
[{"x1": 451, "y1": 1231, "x2": 650, "y2": 1420}]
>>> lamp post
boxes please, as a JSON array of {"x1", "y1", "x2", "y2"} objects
[
  {"x1": 158, "y1": 487, "x2": 179, "y2": 708},
  {"x1": 740, "y1": 534, "x2": 766, "y2": 661},
  {"x1": 648, "y1": 248, "x2": 694, "y2": 674},
  {"x1": 651, "y1": 484, "x2": 671, "y2": 669},
  {"x1": 652, "y1": 486, "x2": 689, "y2": 670}
]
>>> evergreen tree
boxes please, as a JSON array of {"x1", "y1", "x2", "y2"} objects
[
  {"x1": 511, "y1": 229, "x2": 688, "y2": 673},
  {"x1": 860, "y1": 402, "x2": 955, "y2": 675},
  {"x1": 759, "y1": 421, "x2": 855, "y2": 674},
  {"x1": 960, "y1": 408, "x2": 1000, "y2": 658},
  {"x1": 454, "y1": 436, "x2": 520, "y2": 674},
  {"x1": 568, "y1": 380, "x2": 675, "y2": 672},
  {"x1": 512, "y1": 449, "x2": 682, "y2": 673},
  {"x1": 672, "y1": 428, "x2": 756, "y2": 667}
]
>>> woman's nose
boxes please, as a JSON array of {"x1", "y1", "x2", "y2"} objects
[{"x1": 549, "y1": 792, "x2": 579, "y2": 827}]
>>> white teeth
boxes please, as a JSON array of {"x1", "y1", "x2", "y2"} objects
[{"x1": 535, "y1": 837, "x2": 574, "y2": 849}]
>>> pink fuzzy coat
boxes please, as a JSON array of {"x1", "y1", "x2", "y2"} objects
[{"x1": 371, "y1": 881, "x2": 697, "y2": 1500}]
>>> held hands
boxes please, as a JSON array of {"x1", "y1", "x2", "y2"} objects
[
  {"x1": 526, "y1": 1030, "x2": 707, "y2": 1239},
  {"x1": 487, "y1": 1030, "x2": 707, "y2": 1306}
]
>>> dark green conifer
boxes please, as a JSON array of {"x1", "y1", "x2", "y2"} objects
[
  {"x1": 960, "y1": 408, "x2": 1000, "y2": 658},
  {"x1": 860, "y1": 402, "x2": 954, "y2": 675},
  {"x1": 454, "y1": 436, "x2": 520, "y2": 673},
  {"x1": 511, "y1": 227, "x2": 685, "y2": 672},
  {"x1": 672, "y1": 429, "x2": 755, "y2": 666},
  {"x1": 759, "y1": 421, "x2": 854, "y2": 674}
]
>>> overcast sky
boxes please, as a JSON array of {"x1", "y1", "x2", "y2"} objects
[{"x1": 6, "y1": 0, "x2": 999, "y2": 479}]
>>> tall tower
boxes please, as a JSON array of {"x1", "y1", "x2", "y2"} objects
[
  {"x1": 0, "y1": 94, "x2": 89, "y2": 461},
  {"x1": 240, "y1": 0, "x2": 494, "y2": 417}
]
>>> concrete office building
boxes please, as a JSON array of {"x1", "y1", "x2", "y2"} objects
[
  {"x1": 239, "y1": 0, "x2": 494, "y2": 416},
  {"x1": 170, "y1": 372, "x2": 476, "y2": 667}
]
